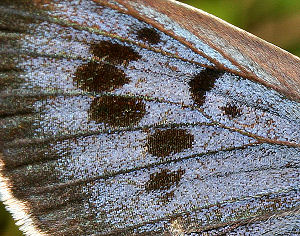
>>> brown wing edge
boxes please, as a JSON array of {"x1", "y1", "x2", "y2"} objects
[
  {"x1": 100, "y1": 0, "x2": 300, "y2": 102},
  {"x1": 0, "y1": 1, "x2": 49, "y2": 235},
  {"x1": 0, "y1": 157, "x2": 45, "y2": 236}
]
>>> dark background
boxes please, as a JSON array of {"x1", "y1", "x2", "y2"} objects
[{"x1": 1, "y1": 0, "x2": 299, "y2": 235}]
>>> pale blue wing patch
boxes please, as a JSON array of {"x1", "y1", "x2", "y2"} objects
[
  {"x1": 55, "y1": 126, "x2": 256, "y2": 180},
  {"x1": 42, "y1": 0, "x2": 214, "y2": 66},
  {"x1": 201, "y1": 73, "x2": 300, "y2": 143},
  {"x1": 74, "y1": 144, "x2": 300, "y2": 234},
  {"x1": 128, "y1": 2, "x2": 238, "y2": 71}
]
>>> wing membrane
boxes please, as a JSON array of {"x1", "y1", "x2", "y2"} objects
[{"x1": 0, "y1": 0, "x2": 299, "y2": 235}]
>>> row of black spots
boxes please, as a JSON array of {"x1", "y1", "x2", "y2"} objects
[
  {"x1": 145, "y1": 168, "x2": 185, "y2": 191},
  {"x1": 189, "y1": 68, "x2": 225, "y2": 107},
  {"x1": 144, "y1": 129, "x2": 193, "y2": 196},
  {"x1": 146, "y1": 128, "x2": 195, "y2": 157},
  {"x1": 73, "y1": 40, "x2": 148, "y2": 127},
  {"x1": 74, "y1": 41, "x2": 141, "y2": 93},
  {"x1": 72, "y1": 27, "x2": 160, "y2": 126},
  {"x1": 88, "y1": 95, "x2": 146, "y2": 127}
]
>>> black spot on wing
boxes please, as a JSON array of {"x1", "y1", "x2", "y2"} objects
[
  {"x1": 189, "y1": 68, "x2": 224, "y2": 106},
  {"x1": 136, "y1": 28, "x2": 161, "y2": 44},
  {"x1": 74, "y1": 40, "x2": 144, "y2": 127},
  {"x1": 145, "y1": 168, "x2": 185, "y2": 191},
  {"x1": 221, "y1": 103, "x2": 242, "y2": 119},
  {"x1": 147, "y1": 129, "x2": 194, "y2": 157},
  {"x1": 88, "y1": 96, "x2": 146, "y2": 127},
  {"x1": 74, "y1": 62, "x2": 129, "y2": 92},
  {"x1": 90, "y1": 41, "x2": 141, "y2": 64}
]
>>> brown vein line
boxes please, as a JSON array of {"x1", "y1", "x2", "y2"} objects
[
  {"x1": 2, "y1": 48, "x2": 202, "y2": 81},
  {"x1": 0, "y1": 72, "x2": 22, "y2": 79},
  {"x1": 27, "y1": 165, "x2": 300, "y2": 217},
  {"x1": 0, "y1": 31, "x2": 29, "y2": 39},
  {"x1": 93, "y1": 189, "x2": 299, "y2": 235},
  {"x1": 207, "y1": 116, "x2": 300, "y2": 148},
  {"x1": 32, "y1": 173, "x2": 299, "y2": 222},
  {"x1": 102, "y1": 194, "x2": 300, "y2": 235},
  {"x1": 25, "y1": 143, "x2": 299, "y2": 197},
  {"x1": 32, "y1": 196, "x2": 85, "y2": 215},
  {"x1": 0, "y1": 6, "x2": 216, "y2": 70},
  {"x1": 0, "y1": 109, "x2": 36, "y2": 119},
  {"x1": 1, "y1": 90, "x2": 299, "y2": 148},
  {"x1": 2, "y1": 122, "x2": 255, "y2": 170},
  {"x1": 189, "y1": 206, "x2": 300, "y2": 235},
  {"x1": 2, "y1": 120, "x2": 249, "y2": 149},
  {"x1": 0, "y1": 25, "x2": 26, "y2": 34},
  {"x1": 0, "y1": 91, "x2": 200, "y2": 113},
  {"x1": 205, "y1": 165, "x2": 300, "y2": 183},
  {"x1": 0, "y1": 91, "x2": 70, "y2": 99},
  {"x1": 27, "y1": 145, "x2": 263, "y2": 215},
  {"x1": 3, "y1": 49, "x2": 90, "y2": 63}
]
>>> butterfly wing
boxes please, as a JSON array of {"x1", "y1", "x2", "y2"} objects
[
  {"x1": 0, "y1": 0, "x2": 299, "y2": 235},
  {"x1": 104, "y1": 0, "x2": 300, "y2": 102}
]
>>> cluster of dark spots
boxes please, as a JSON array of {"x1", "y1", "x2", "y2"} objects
[
  {"x1": 136, "y1": 27, "x2": 161, "y2": 44},
  {"x1": 145, "y1": 168, "x2": 185, "y2": 191},
  {"x1": 73, "y1": 40, "x2": 146, "y2": 127},
  {"x1": 88, "y1": 95, "x2": 146, "y2": 127},
  {"x1": 90, "y1": 41, "x2": 141, "y2": 64},
  {"x1": 147, "y1": 129, "x2": 194, "y2": 157},
  {"x1": 74, "y1": 62, "x2": 129, "y2": 93},
  {"x1": 221, "y1": 103, "x2": 242, "y2": 119},
  {"x1": 189, "y1": 68, "x2": 225, "y2": 106}
]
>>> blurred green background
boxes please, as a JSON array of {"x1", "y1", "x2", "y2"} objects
[
  {"x1": 179, "y1": 0, "x2": 300, "y2": 56},
  {"x1": 0, "y1": 0, "x2": 299, "y2": 235}
]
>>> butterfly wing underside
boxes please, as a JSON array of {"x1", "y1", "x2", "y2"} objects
[{"x1": 0, "y1": 0, "x2": 299, "y2": 235}]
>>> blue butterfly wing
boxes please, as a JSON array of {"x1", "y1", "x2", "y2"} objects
[{"x1": 0, "y1": 0, "x2": 299, "y2": 235}]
